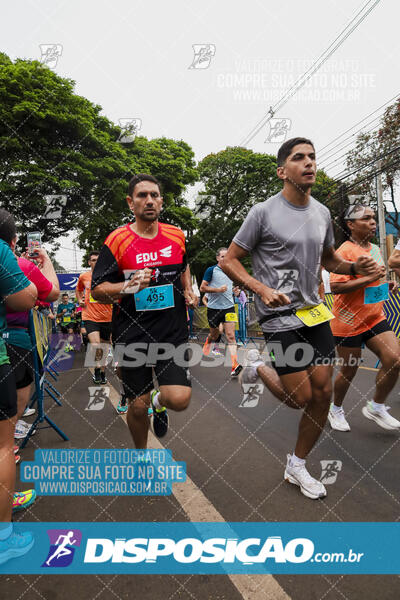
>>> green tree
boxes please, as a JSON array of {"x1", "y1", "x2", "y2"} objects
[
  {"x1": 0, "y1": 53, "x2": 131, "y2": 244},
  {"x1": 190, "y1": 146, "x2": 281, "y2": 281},
  {"x1": 124, "y1": 136, "x2": 198, "y2": 235},
  {"x1": 344, "y1": 98, "x2": 400, "y2": 233},
  {"x1": 0, "y1": 53, "x2": 198, "y2": 264},
  {"x1": 77, "y1": 136, "x2": 199, "y2": 261},
  {"x1": 190, "y1": 147, "x2": 338, "y2": 282}
]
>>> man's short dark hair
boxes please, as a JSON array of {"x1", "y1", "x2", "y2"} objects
[
  {"x1": 216, "y1": 247, "x2": 228, "y2": 258},
  {"x1": 0, "y1": 208, "x2": 17, "y2": 245},
  {"x1": 89, "y1": 251, "x2": 99, "y2": 259},
  {"x1": 128, "y1": 174, "x2": 162, "y2": 197},
  {"x1": 277, "y1": 137, "x2": 315, "y2": 167},
  {"x1": 62, "y1": 293, "x2": 68, "y2": 298}
]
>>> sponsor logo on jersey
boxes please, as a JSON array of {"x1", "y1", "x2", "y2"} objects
[
  {"x1": 159, "y1": 245, "x2": 172, "y2": 258},
  {"x1": 136, "y1": 246, "x2": 172, "y2": 264}
]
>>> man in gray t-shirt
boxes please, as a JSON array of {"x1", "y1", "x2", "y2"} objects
[
  {"x1": 222, "y1": 137, "x2": 379, "y2": 501},
  {"x1": 233, "y1": 191, "x2": 335, "y2": 332}
]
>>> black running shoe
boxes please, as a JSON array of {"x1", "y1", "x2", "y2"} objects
[
  {"x1": 92, "y1": 368, "x2": 102, "y2": 384},
  {"x1": 150, "y1": 390, "x2": 169, "y2": 438},
  {"x1": 100, "y1": 371, "x2": 107, "y2": 385},
  {"x1": 231, "y1": 364, "x2": 243, "y2": 378}
]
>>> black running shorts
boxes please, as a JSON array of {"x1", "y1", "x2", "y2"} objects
[
  {"x1": 121, "y1": 349, "x2": 191, "y2": 399},
  {"x1": 85, "y1": 320, "x2": 112, "y2": 341},
  {"x1": 0, "y1": 363, "x2": 17, "y2": 420},
  {"x1": 207, "y1": 306, "x2": 236, "y2": 329},
  {"x1": 263, "y1": 321, "x2": 336, "y2": 376},
  {"x1": 6, "y1": 344, "x2": 34, "y2": 389},
  {"x1": 333, "y1": 318, "x2": 391, "y2": 348}
]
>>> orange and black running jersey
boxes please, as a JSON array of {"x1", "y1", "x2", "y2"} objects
[{"x1": 92, "y1": 222, "x2": 188, "y2": 345}]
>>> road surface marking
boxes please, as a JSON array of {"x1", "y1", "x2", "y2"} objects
[{"x1": 105, "y1": 377, "x2": 290, "y2": 600}]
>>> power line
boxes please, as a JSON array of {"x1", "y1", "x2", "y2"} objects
[
  {"x1": 318, "y1": 118, "x2": 381, "y2": 173},
  {"x1": 333, "y1": 144, "x2": 400, "y2": 184},
  {"x1": 317, "y1": 93, "x2": 400, "y2": 158},
  {"x1": 317, "y1": 96, "x2": 400, "y2": 175},
  {"x1": 240, "y1": 0, "x2": 382, "y2": 147},
  {"x1": 329, "y1": 155, "x2": 400, "y2": 204}
]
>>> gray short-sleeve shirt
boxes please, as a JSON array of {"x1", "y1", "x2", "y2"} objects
[{"x1": 233, "y1": 192, "x2": 335, "y2": 332}]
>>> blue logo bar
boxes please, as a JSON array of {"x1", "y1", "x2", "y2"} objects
[{"x1": 0, "y1": 522, "x2": 398, "y2": 574}]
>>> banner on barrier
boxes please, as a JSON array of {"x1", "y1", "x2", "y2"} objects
[
  {"x1": 57, "y1": 273, "x2": 81, "y2": 291},
  {"x1": 32, "y1": 309, "x2": 51, "y2": 365}
]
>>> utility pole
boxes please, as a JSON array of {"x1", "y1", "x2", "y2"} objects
[
  {"x1": 376, "y1": 160, "x2": 387, "y2": 267},
  {"x1": 73, "y1": 239, "x2": 78, "y2": 272}
]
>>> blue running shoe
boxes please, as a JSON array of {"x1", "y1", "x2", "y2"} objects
[
  {"x1": 0, "y1": 530, "x2": 34, "y2": 565},
  {"x1": 117, "y1": 395, "x2": 128, "y2": 414},
  {"x1": 12, "y1": 489, "x2": 37, "y2": 513}
]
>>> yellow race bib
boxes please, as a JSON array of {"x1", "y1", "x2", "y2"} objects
[
  {"x1": 225, "y1": 312, "x2": 238, "y2": 323},
  {"x1": 295, "y1": 303, "x2": 333, "y2": 327}
]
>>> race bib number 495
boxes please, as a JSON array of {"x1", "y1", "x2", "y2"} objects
[{"x1": 134, "y1": 284, "x2": 175, "y2": 311}]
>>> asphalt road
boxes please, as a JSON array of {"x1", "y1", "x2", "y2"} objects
[{"x1": 3, "y1": 339, "x2": 400, "y2": 600}]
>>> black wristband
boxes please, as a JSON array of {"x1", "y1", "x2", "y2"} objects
[{"x1": 350, "y1": 262, "x2": 357, "y2": 276}]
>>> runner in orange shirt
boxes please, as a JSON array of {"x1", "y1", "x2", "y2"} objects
[
  {"x1": 329, "y1": 205, "x2": 400, "y2": 432},
  {"x1": 76, "y1": 251, "x2": 112, "y2": 385}
]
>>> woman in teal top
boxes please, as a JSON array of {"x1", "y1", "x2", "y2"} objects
[{"x1": 0, "y1": 233, "x2": 38, "y2": 565}]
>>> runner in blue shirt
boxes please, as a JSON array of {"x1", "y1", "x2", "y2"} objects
[{"x1": 200, "y1": 247, "x2": 242, "y2": 377}]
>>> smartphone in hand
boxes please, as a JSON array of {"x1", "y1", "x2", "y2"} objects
[{"x1": 27, "y1": 231, "x2": 42, "y2": 257}]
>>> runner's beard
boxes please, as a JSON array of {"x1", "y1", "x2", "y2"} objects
[
  {"x1": 141, "y1": 212, "x2": 159, "y2": 222},
  {"x1": 297, "y1": 182, "x2": 313, "y2": 192}
]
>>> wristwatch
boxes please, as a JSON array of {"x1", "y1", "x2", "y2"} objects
[{"x1": 350, "y1": 262, "x2": 357, "y2": 277}]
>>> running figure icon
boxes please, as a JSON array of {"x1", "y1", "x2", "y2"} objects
[{"x1": 46, "y1": 531, "x2": 77, "y2": 566}]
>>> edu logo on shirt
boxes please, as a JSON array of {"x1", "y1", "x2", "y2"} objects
[{"x1": 42, "y1": 529, "x2": 82, "y2": 567}]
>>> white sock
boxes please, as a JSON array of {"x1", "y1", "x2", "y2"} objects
[
  {"x1": 0, "y1": 523, "x2": 13, "y2": 540},
  {"x1": 251, "y1": 360, "x2": 264, "y2": 369},
  {"x1": 331, "y1": 404, "x2": 342, "y2": 413},
  {"x1": 152, "y1": 391, "x2": 162, "y2": 410},
  {"x1": 290, "y1": 453, "x2": 305, "y2": 467},
  {"x1": 246, "y1": 366, "x2": 258, "y2": 379},
  {"x1": 370, "y1": 400, "x2": 383, "y2": 412}
]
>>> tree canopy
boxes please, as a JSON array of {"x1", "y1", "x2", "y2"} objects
[
  {"x1": 0, "y1": 53, "x2": 198, "y2": 261},
  {"x1": 189, "y1": 147, "x2": 280, "y2": 280},
  {"x1": 0, "y1": 52, "x2": 129, "y2": 248},
  {"x1": 0, "y1": 52, "x2": 340, "y2": 275},
  {"x1": 189, "y1": 146, "x2": 336, "y2": 281},
  {"x1": 344, "y1": 98, "x2": 400, "y2": 233}
]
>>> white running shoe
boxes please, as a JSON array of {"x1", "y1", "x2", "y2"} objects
[
  {"x1": 22, "y1": 407, "x2": 35, "y2": 418},
  {"x1": 16, "y1": 420, "x2": 36, "y2": 436},
  {"x1": 211, "y1": 349, "x2": 223, "y2": 356},
  {"x1": 362, "y1": 401, "x2": 400, "y2": 430},
  {"x1": 18, "y1": 420, "x2": 32, "y2": 430},
  {"x1": 284, "y1": 455, "x2": 327, "y2": 500},
  {"x1": 14, "y1": 424, "x2": 28, "y2": 440},
  {"x1": 328, "y1": 405, "x2": 351, "y2": 431},
  {"x1": 238, "y1": 349, "x2": 264, "y2": 387}
]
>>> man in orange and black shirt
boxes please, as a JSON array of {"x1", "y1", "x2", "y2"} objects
[
  {"x1": 91, "y1": 174, "x2": 197, "y2": 449},
  {"x1": 76, "y1": 251, "x2": 113, "y2": 384}
]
